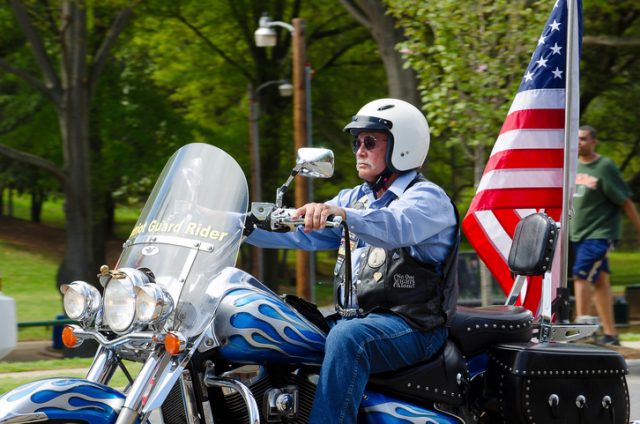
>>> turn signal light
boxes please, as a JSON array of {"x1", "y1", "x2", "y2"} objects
[
  {"x1": 61, "y1": 326, "x2": 79, "y2": 348},
  {"x1": 165, "y1": 332, "x2": 185, "y2": 356}
]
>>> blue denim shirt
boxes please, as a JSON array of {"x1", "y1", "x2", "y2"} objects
[{"x1": 247, "y1": 170, "x2": 457, "y2": 276}]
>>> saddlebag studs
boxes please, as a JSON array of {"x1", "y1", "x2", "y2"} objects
[{"x1": 483, "y1": 342, "x2": 629, "y2": 423}]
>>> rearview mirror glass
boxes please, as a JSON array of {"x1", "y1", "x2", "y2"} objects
[{"x1": 296, "y1": 148, "x2": 334, "y2": 178}]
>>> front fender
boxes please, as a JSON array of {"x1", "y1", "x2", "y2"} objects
[{"x1": 0, "y1": 377, "x2": 125, "y2": 424}]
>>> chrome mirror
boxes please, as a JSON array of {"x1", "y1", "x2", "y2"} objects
[
  {"x1": 296, "y1": 148, "x2": 334, "y2": 178},
  {"x1": 275, "y1": 148, "x2": 335, "y2": 207}
]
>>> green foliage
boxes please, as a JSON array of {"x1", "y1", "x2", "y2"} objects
[
  {"x1": 580, "y1": 0, "x2": 640, "y2": 198},
  {"x1": 387, "y1": 0, "x2": 547, "y2": 203},
  {"x1": 127, "y1": 0, "x2": 386, "y2": 202}
]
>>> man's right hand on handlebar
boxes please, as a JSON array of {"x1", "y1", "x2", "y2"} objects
[{"x1": 292, "y1": 202, "x2": 346, "y2": 234}]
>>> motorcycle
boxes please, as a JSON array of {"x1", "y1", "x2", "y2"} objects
[{"x1": 0, "y1": 143, "x2": 630, "y2": 424}]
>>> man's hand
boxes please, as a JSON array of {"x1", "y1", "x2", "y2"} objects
[{"x1": 292, "y1": 203, "x2": 346, "y2": 233}]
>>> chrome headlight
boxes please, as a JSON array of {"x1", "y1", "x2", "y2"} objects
[
  {"x1": 135, "y1": 284, "x2": 174, "y2": 323},
  {"x1": 103, "y1": 268, "x2": 149, "y2": 333},
  {"x1": 60, "y1": 281, "x2": 101, "y2": 322}
]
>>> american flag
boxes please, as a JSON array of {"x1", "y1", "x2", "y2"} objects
[{"x1": 462, "y1": 0, "x2": 582, "y2": 313}]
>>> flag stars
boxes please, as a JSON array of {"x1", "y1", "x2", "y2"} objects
[
  {"x1": 536, "y1": 57, "x2": 548, "y2": 68},
  {"x1": 538, "y1": 35, "x2": 546, "y2": 45},
  {"x1": 552, "y1": 67, "x2": 563, "y2": 79},
  {"x1": 524, "y1": 70, "x2": 534, "y2": 82},
  {"x1": 550, "y1": 43, "x2": 562, "y2": 55},
  {"x1": 549, "y1": 20, "x2": 561, "y2": 31}
]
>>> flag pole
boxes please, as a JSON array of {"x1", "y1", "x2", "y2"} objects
[{"x1": 557, "y1": 0, "x2": 579, "y2": 321}]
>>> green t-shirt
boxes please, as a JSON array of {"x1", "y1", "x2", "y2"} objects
[{"x1": 570, "y1": 156, "x2": 630, "y2": 242}]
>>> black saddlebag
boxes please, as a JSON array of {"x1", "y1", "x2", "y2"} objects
[{"x1": 483, "y1": 342, "x2": 629, "y2": 424}]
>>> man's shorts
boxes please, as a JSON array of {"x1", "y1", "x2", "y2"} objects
[{"x1": 571, "y1": 239, "x2": 613, "y2": 283}]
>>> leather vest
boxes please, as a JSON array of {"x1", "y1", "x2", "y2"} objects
[{"x1": 334, "y1": 174, "x2": 460, "y2": 331}]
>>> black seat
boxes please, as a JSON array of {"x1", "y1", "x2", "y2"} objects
[
  {"x1": 448, "y1": 305, "x2": 533, "y2": 356},
  {"x1": 368, "y1": 340, "x2": 468, "y2": 406}
]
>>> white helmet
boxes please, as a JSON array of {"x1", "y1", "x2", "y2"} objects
[{"x1": 343, "y1": 98, "x2": 430, "y2": 173}]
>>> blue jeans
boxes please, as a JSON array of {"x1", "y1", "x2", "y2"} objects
[{"x1": 308, "y1": 313, "x2": 447, "y2": 424}]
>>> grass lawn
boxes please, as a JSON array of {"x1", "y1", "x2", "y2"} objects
[
  {"x1": 0, "y1": 358, "x2": 143, "y2": 393},
  {"x1": 610, "y1": 251, "x2": 640, "y2": 294},
  {"x1": 0, "y1": 240, "x2": 62, "y2": 341}
]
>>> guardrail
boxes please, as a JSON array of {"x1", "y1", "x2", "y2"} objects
[{"x1": 17, "y1": 319, "x2": 76, "y2": 328}]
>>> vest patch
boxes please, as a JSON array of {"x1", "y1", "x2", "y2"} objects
[{"x1": 392, "y1": 273, "x2": 416, "y2": 289}]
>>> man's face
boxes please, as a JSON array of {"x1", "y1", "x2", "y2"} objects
[
  {"x1": 353, "y1": 131, "x2": 388, "y2": 182},
  {"x1": 578, "y1": 129, "x2": 596, "y2": 157}
]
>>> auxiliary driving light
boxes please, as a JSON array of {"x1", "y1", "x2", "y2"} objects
[
  {"x1": 60, "y1": 281, "x2": 101, "y2": 322},
  {"x1": 135, "y1": 284, "x2": 174, "y2": 323}
]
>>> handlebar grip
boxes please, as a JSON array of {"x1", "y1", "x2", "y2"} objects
[{"x1": 325, "y1": 215, "x2": 343, "y2": 228}]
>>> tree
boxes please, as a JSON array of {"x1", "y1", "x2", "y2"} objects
[
  {"x1": 340, "y1": 0, "x2": 420, "y2": 105},
  {"x1": 387, "y1": 0, "x2": 546, "y2": 205},
  {"x1": 130, "y1": 0, "x2": 388, "y2": 285},
  {"x1": 577, "y1": 0, "x2": 640, "y2": 219},
  {"x1": 0, "y1": 0, "x2": 135, "y2": 288}
]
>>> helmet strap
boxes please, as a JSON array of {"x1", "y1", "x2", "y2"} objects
[{"x1": 367, "y1": 167, "x2": 393, "y2": 194}]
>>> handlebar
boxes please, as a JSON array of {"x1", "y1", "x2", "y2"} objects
[
  {"x1": 246, "y1": 203, "x2": 343, "y2": 234},
  {"x1": 270, "y1": 208, "x2": 343, "y2": 232}
]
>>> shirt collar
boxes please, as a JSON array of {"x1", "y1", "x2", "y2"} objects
[{"x1": 360, "y1": 170, "x2": 418, "y2": 199}]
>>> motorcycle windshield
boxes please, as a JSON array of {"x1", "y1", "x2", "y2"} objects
[{"x1": 117, "y1": 143, "x2": 248, "y2": 338}]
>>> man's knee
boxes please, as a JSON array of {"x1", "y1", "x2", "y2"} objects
[{"x1": 325, "y1": 319, "x2": 369, "y2": 354}]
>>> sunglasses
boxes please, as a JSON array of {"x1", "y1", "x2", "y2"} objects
[{"x1": 351, "y1": 135, "x2": 384, "y2": 154}]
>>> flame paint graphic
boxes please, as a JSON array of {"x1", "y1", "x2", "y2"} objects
[
  {"x1": 0, "y1": 378, "x2": 125, "y2": 424},
  {"x1": 360, "y1": 392, "x2": 461, "y2": 424},
  {"x1": 362, "y1": 402, "x2": 441, "y2": 424},
  {"x1": 218, "y1": 288, "x2": 326, "y2": 364}
]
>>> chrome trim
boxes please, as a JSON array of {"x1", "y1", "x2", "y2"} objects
[
  {"x1": 115, "y1": 349, "x2": 170, "y2": 424},
  {"x1": 143, "y1": 331, "x2": 208, "y2": 413},
  {"x1": 126, "y1": 235, "x2": 214, "y2": 252},
  {"x1": 180, "y1": 370, "x2": 200, "y2": 424},
  {"x1": 86, "y1": 346, "x2": 118, "y2": 385},
  {"x1": 549, "y1": 323, "x2": 598, "y2": 342},
  {"x1": 179, "y1": 247, "x2": 199, "y2": 284},
  {"x1": 0, "y1": 412, "x2": 48, "y2": 423},
  {"x1": 70, "y1": 325, "x2": 158, "y2": 349},
  {"x1": 203, "y1": 376, "x2": 260, "y2": 424},
  {"x1": 504, "y1": 274, "x2": 527, "y2": 306},
  {"x1": 538, "y1": 271, "x2": 553, "y2": 342}
]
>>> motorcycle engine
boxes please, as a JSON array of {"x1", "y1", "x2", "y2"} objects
[{"x1": 209, "y1": 365, "x2": 317, "y2": 423}]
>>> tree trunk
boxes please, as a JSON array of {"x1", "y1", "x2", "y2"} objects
[
  {"x1": 5, "y1": 0, "x2": 132, "y2": 290},
  {"x1": 340, "y1": 0, "x2": 420, "y2": 106},
  {"x1": 30, "y1": 189, "x2": 43, "y2": 222},
  {"x1": 55, "y1": 2, "x2": 97, "y2": 290}
]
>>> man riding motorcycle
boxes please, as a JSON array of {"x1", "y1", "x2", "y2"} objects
[{"x1": 247, "y1": 98, "x2": 460, "y2": 424}]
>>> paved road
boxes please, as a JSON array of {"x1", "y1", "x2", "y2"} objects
[
  {"x1": 2, "y1": 341, "x2": 640, "y2": 421},
  {"x1": 628, "y1": 360, "x2": 640, "y2": 420},
  {"x1": 629, "y1": 375, "x2": 639, "y2": 420}
]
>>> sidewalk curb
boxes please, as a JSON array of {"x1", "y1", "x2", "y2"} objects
[{"x1": 627, "y1": 359, "x2": 640, "y2": 375}]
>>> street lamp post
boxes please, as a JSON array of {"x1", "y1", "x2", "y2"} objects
[
  {"x1": 248, "y1": 79, "x2": 292, "y2": 281},
  {"x1": 255, "y1": 15, "x2": 313, "y2": 301}
]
